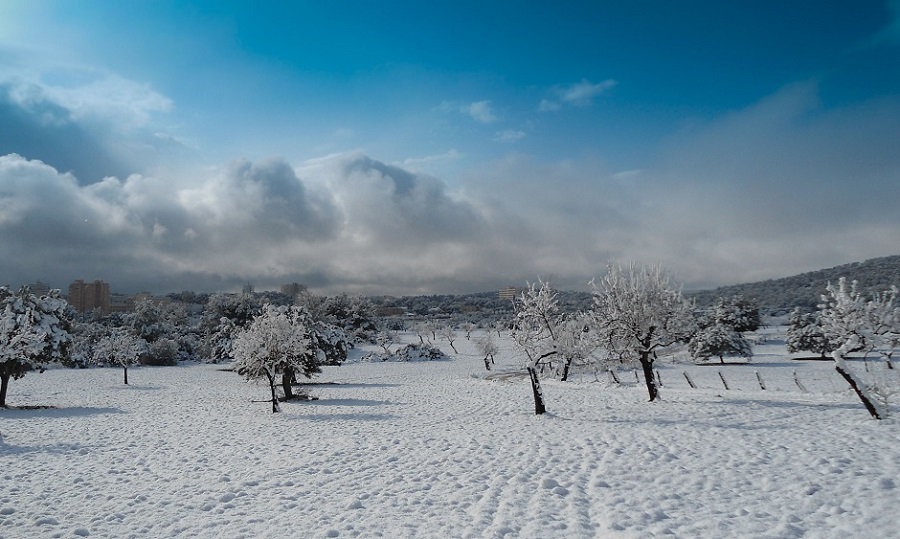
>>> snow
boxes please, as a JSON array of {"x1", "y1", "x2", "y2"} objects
[{"x1": 1, "y1": 328, "x2": 898, "y2": 539}]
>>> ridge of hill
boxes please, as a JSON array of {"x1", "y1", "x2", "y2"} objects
[{"x1": 688, "y1": 255, "x2": 900, "y2": 313}]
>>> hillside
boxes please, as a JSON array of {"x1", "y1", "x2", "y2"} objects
[{"x1": 688, "y1": 255, "x2": 900, "y2": 313}]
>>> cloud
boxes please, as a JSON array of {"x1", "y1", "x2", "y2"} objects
[
  {"x1": 493, "y1": 130, "x2": 526, "y2": 143},
  {"x1": 0, "y1": 152, "x2": 492, "y2": 294},
  {"x1": 400, "y1": 149, "x2": 463, "y2": 169},
  {"x1": 630, "y1": 82, "x2": 900, "y2": 287},
  {"x1": 0, "y1": 63, "x2": 180, "y2": 182},
  {"x1": 540, "y1": 79, "x2": 617, "y2": 111},
  {"x1": 2, "y1": 84, "x2": 899, "y2": 296},
  {"x1": 438, "y1": 100, "x2": 499, "y2": 123},
  {"x1": 464, "y1": 100, "x2": 498, "y2": 123}
]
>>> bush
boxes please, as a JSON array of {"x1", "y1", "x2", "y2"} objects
[
  {"x1": 361, "y1": 343, "x2": 447, "y2": 362},
  {"x1": 142, "y1": 338, "x2": 180, "y2": 366}
]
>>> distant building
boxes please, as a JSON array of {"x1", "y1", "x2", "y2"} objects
[
  {"x1": 68, "y1": 279, "x2": 111, "y2": 315},
  {"x1": 498, "y1": 287, "x2": 522, "y2": 301},
  {"x1": 109, "y1": 292, "x2": 154, "y2": 313},
  {"x1": 28, "y1": 281, "x2": 51, "y2": 296}
]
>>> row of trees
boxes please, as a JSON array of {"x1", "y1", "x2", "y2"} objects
[
  {"x1": 0, "y1": 286, "x2": 379, "y2": 408},
  {"x1": 511, "y1": 264, "x2": 897, "y2": 419}
]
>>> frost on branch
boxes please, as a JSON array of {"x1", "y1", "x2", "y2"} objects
[
  {"x1": 92, "y1": 328, "x2": 146, "y2": 385},
  {"x1": 475, "y1": 332, "x2": 498, "y2": 370},
  {"x1": 232, "y1": 304, "x2": 320, "y2": 413},
  {"x1": 820, "y1": 277, "x2": 899, "y2": 419},
  {"x1": 590, "y1": 263, "x2": 695, "y2": 402},
  {"x1": 511, "y1": 280, "x2": 597, "y2": 414}
]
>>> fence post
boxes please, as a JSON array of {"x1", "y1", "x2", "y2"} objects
[
  {"x1": 608, "y1": 369, "x2": 621, "y2": 385},
  {"x1": 793, "y1": 370, "x2": 808, "y2": 393},
  {"x1": 756, "y1": 371, "x2": 766, "y2": 390}
]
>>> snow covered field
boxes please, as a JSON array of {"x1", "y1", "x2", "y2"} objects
[{"x1": 1, "y1": 329, "x2": 898, "y2": 539}]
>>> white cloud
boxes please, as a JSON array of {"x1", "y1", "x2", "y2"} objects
[
  {"x1": 2, "y1": 84, "x2": 899, "y2": 296},
  {"x1": 400, "y1": 149, "x2": 463, "y2": 169},
  {"x1": 6, "y1": 66, "x2": 172, "y2": 130},
  {"x1": 540, "y1": 79, "x2": 617, "y2": 111},
  {"x1": 492, "y1": 129, "x2": 526, "y2": 143},
  {"x1": 463, "y1": 100, "x2": 498, "y2": 123},
  {"x1": 538, "y1": 99, "x2": 561, "y2": 112}
]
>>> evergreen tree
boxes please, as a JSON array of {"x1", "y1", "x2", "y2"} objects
[{"x1": 0, "y1": 287, "x2": 72, "y2": 407}]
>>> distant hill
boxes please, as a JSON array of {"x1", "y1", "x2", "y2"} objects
[{"x1": 688, "y1": 255, "x2": 900, "y2": 314}]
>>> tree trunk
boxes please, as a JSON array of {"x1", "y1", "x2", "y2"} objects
[
  {"x1": 0, "y1": 373, "x2": 9, "y2": 407},
  {"x1": 282, "y1": 368, "x2": 295, "y2": 400},
  {"x1": 835, "y1": 364, "x2": 883, "y2": 419},
  {"x1": 527, "y1": 366, "x2": 546, "y2": 415},
  {"x1": 123, "y1": 366, "x2": 129, "y2": 385},
  {"x1": 639, "y1": 352, "x2": 659, "y2": 401},
  {"x1": 265, "y1": 372, "x2": 280, "y2": 413},
  {"x1": 832, "y1": 339, "x2": 884, "y2": 419},
  {"x1": 560, "y1": 358, "x2": 572, "y2": 382}
]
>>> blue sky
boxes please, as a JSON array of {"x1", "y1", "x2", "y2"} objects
[{"x1": 1, "y1": 1, "x2": 899, "y2": 295}]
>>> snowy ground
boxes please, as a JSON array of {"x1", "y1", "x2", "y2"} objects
[{"x1": 1, "y1": 329, "x2": 898, "y2": 539}]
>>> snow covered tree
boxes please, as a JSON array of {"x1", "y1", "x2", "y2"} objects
[
  {"x1": 554, "y1": 313, "x2": 597, "y2": 382},
  {"x1": 590, "y1": 263, "x2": 695, "y2": 402},
  {"x1": 202, "y1": 293, "x2": 262, "y2": 362},
  {"x1": 0, "y1": 286, "x2": 72, "y2": 407},
  {"x1": 232, "y1": 305, "x2": 319, "y2": 413},
  {"x1": 819, "y1": 278, "x2": 899, "y2": 419},
  {"x1": 713, "y1": 295, "x2": 761, "y2": 333},
  {"x1": 440, "y1": 325, "x2": 459, "y2": 353},
  {"x1": 511, "y1": 280, "x2": 596, "y2": 412},
  {"x1": 93, "y1": 328, "x2": 145, "y2": 384},
  {"x1": 321, "y1": 293, "x2": 378, "y2": 344},
  {"x1": 375, "y1": 330, "x2": 395, "y2": 354},
  {"x1": 786, "y1": 308, "x2": 840, "y2": 358},
  {"x1": 512, "y1": 280, "x2": 558, "y2": 414},
  {"x1": 688, "y1": 297, "x2": 754, "y2": 363},
  {"x1": 688, "y1": 324, "x2": 752, "y2": 363},
  {"x1": 475, "y1": 332, "x2": 498, "y2": 370}
]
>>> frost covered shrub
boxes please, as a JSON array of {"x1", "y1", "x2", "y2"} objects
[
  {"x1": 361, "y1": 343, "x2": 447, "y2": 362},
  {"x1": 142, "y1": 338, "x2": 180, "y2": 366},
  {"x1": 315, "y1": 325, "x2": 350, "y2": 366}
]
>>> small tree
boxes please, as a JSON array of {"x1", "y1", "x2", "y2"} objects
[
  {"x1": 93, "y1": 328, "x2": 145, "y2": 384},
  {"x1": 375, "y1": 330, "x2": 395, "y2": 355},
  {"x1": 590, "y1": 263, "x2": 695, "y2": 402},
  {"x1": 512, "y1": 280, "x2": 558, "y2": 415},
  {"x1": 554, "y1": 313, "x2": 597, "y2": 382},
  {"x1": 440, "y1": 325, "x2": 459, "y2": 354},
  {"x1": 820, "y1": 278, "x2": 898, "y2": 419},
  {"x1": 232, "y1": 305, "x2": 319, "y2": 413},
  {"x1": 688, "y1": 300, "x2": 754, "y2": 364},
  {"x1": 714, "y1": 295, "x2": 761, "y2": 333},
  {"x1": 688, "y1": 323, "x2": 752, "y2": 363},
  {"x1": 475, "y1": 332, "x2": 498, "y2": 370},
  {"x1": 0, "y1": 287, "x2": 72, "y2": 407},
  {"x1": 786, "y1": 308, "x2": 840, "y2": 358}
]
